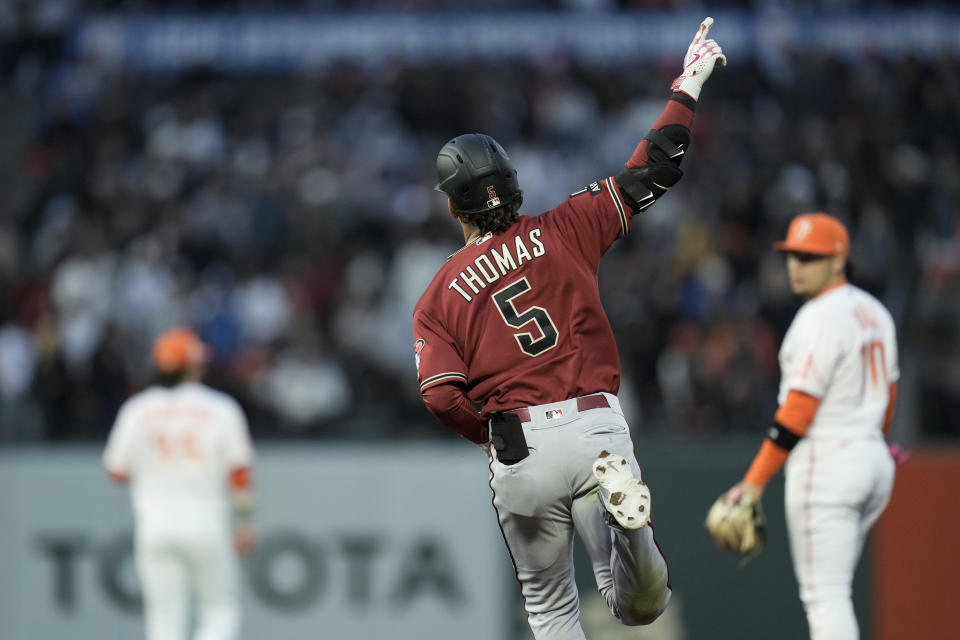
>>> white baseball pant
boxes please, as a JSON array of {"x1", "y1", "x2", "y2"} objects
[
  {"x1": 785, "y1": 437, "x2": 894, "y2": 640},
  {"x1": 136, "y1": 530, "x2": 241, "y2": 640},
  {"x1": 488, "y1": 393, "x2": 670, "y2": 640}
]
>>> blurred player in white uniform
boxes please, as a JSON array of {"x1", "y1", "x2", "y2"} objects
[
  {"x1": 724, "y1": 213, "x2": 899, "y2": 640},
  {"x1": 104, "y1": 328, "x2": 256, "y2": 640}
]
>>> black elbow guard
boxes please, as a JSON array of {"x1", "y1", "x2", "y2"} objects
[
  {"x1": 645, "y1": 125, "x2": 691, "y2": 166},
  {"x1": 767, "y1": 421, "x2": 802, "y2": 452},
  {"x1": 615, "y1": 124, "x2": 690, "y2": 212},
  {"x1": 614, "y1": 163, "x2": 683, "y2": 212}
]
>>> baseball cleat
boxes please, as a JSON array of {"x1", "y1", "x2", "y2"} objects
[{"x1": 593, "y1": 450, "x2": 651, "y2": 530}]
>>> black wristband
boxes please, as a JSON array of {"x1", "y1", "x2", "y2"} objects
[
  {"x1": 767, "y1": 421, "x2": 801, "y2": 452},
  {"x1": 670, "y1": 91, "x2": 697, "y2": 112}
]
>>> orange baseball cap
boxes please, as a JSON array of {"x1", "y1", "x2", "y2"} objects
[
  {"x1": 153, "y1": 328, "x2": 210, "y2": 372},
  {"x1": 773, "y1": 212, "x2": 849, "y2": 256}
]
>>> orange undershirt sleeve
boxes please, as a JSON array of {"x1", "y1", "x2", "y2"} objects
[
  {"x1": 773, "y1": 390, "x2": 821, "y2": 435},
  {"x1": 230, "y1": 467, "x2": 252, "y2": 491},
  {"x1": 744, "y1": 441, "x2": 789, "y2": 489},
  {"x1": 744, "y1": 390, "x2": 820, "y2": 488}
]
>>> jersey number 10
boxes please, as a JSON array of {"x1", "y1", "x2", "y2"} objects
[{"x1": 861, "y1": 340, "x2": 887, "y2": 390}]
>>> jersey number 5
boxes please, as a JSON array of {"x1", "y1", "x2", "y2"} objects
[{"x1": 492, "y1": 277, "x2": 559, "y2": 357}]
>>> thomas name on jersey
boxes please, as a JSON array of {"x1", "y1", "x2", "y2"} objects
[{"x1": 447, "y1": 228, "x2": 546, "y2": 302}]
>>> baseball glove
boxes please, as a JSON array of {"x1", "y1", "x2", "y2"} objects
[{"x1": 705, "y1": 493, "x2": 766, "y2": 559}]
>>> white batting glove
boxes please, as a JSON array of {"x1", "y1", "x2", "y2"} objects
[{"x1": 670, "y1": 17, "x2": 727, "y2": 101}]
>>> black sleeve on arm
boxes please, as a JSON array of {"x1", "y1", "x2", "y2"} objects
[{"x1": 616, "y1": 92, "x2": 696, "y2": 212}]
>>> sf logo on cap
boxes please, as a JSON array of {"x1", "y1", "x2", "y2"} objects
[
  {"x1": 486, "y1": 185, "x2": 501, "y2": 208},
  {"x1": 795, "y1": 219, "x2": 813, "y2": 240}
]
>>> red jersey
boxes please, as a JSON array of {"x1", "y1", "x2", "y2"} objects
[
  {"x1": 415, "y1": 94, "x2": 695, "y2": 443},
  {"x1": 414, "y1": 176, "x2": 632, "y2": 414}
]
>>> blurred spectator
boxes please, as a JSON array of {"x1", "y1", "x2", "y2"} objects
[{"x1": 0, "y1": 322, "x2": 40, "y2": 440}]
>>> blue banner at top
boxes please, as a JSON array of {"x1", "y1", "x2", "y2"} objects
[{"x1": 70, "y1": 10, "x2": 960, "y2": 71}]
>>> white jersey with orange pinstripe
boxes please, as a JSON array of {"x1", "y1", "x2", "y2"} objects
[
  {"x1": 780, "y1": 282, "x2": 898, "y2": 640},
  {"x1": 104, "y1": 382, "x2": 254, "y2": 538},
  {"x1": 104, "y1": 381, "x2": 254, "y2": 640},
  {"x1": 777, "y1": 282, "x2": 899, "y2": 441}
]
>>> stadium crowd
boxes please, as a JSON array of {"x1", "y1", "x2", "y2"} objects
[{"x1": 0, "y1": 7, "x2": 957, "y2": 443}]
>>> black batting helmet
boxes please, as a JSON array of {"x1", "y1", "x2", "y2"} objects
[{"x1": 435, "y1": 133, "x2": 522, "y2": 214}]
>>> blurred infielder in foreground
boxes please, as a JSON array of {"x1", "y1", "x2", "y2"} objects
[
  {"x1": 104, "y1": 328, "x2": 255, "y2": 640},
  {"x1": 711, "y1": 213, "x2": 899, "y2": 639},
  {"x1": 413, "y1": 19, "x2": 725, "y2": 640}
]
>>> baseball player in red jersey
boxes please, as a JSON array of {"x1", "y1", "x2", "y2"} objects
[{"x1": 413, "y1": 19, "x2": 725, "y2": 640}]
